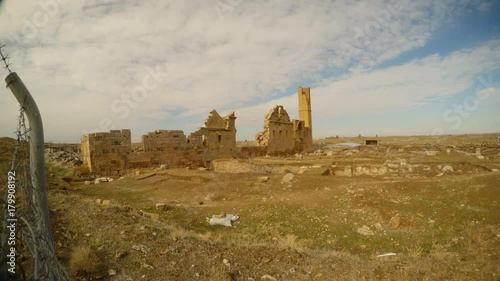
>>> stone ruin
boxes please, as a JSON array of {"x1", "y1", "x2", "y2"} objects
[
  {"x1": 81, "y1": 110, "x2": 237, "y2": 175},
  {"x1": 255, "y1": 87, "x2": 313, "y2": 155},
  {"x1": 80, "y1": 87, "x2": 314, "y2": 175}
]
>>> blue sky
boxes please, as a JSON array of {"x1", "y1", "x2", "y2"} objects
[{"x1": 0, "y1": 0, "x2": 499, "y2": 142}]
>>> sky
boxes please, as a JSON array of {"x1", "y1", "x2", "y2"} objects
[{"x1": 0, "y1": 0, "x2": 499, "y2": 143}]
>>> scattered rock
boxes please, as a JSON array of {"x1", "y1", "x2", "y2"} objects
[
  {"x1": 344, "y1": 166, "x2": 352, "y2": 177},
  {"x1": 477, "y1": 155, "x2": 485, "y2": 160},
  {"x1": 258, "y1": 176, "x2": 270, "y2": 183},
  {"x1": 96, "y1": 199, "x2": 103, "y2": 204},
  {"x1": 357, "y1": 225, "x2": 374, "y2": 236},
  {"x1": 132, "y1": 244, "x2": 150, "y2": 254},
  {"x1": 315, "y1": 272, "x2": 324, "y2": 278},
  {"x1": 159, "y1": 164, "x2": 168, "y2": 170},
  {"x1": 261, "y1": 257, "x2": 271, "y2": 263},
  {"x1": 114, "y1": 250, "x2": 128, "y2": 260},
  {"x1": 281, "y1": 173, "x2": 294, "y2": 183},
  {"x1": 84, "y1": 181, "x2": 91, "y2": 185},
  {"x1": 442, "y1": 165, "x2": 454, "y2": 172},
  {"x1": 142, "y1": 263, "x2": 154, "y2": 270},
  {"x1": 108, "y1": 269, "x2": 117, "y2": 276},
  {"x1": 390, "y1": 215, "x2": 401, "y2": 229},
  {"x1": 223, "y1": 258, "x2": 230, "y2": 266},
  {"x1": 102, "y1": 199, "x2": 111, "y2": 205},
  {"x1": 436, "y1": 173, "x2": 444, "y2": 177},
  {"x1": 261, "y1": 275, "x2": 277, "y2": 281},
  {"x1": 294, "y1": 154, "x2": 304, "y2": 159},
  {"x1": 155, "y1": 203, "x2": 167, "y2": 211},
  {"x1": 204, "y1": 194, "x2": 215, "y2": 201}
]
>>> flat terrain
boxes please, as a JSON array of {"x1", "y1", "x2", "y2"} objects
[{"x1": 1, "y1": 134, "x2": 499, "y2": 280}]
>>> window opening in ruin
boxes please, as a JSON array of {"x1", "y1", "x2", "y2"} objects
[
  {"x1": 279, "y1": 130, "x2": 282, "y2": 135},
  {"x1": 174, "y1": 135, "x2": 179, "y2": 138},
  {"x1": 202, "y1": 135, "x2": 207, "y2": 147},
  {"x1": 218, "y1": 135, "x2": 222, "y2": 142}
]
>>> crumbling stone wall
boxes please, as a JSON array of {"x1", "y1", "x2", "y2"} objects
[
  {"x1": 256, "y1": 105, "x2": 295, "y2": 155},
  {"x1": 80, "y1": 129, "x2": 131, "y2": 175},
  {"x1": 142, "y1": 130, "x2": 187, "y2": 152},
  {"x1": 188, "y1": 110, "x2": 237, "y2": 166},
  {"x1": 255, "y1": 87, "x2": 313, "y2": 155},
  {"x1": 81, "y1": 110, "x2": 237, "y2": 175}
]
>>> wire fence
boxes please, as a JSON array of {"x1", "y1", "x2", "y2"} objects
[{"x1": 1, "y1": 45, "x2": 70, "y2": 280}]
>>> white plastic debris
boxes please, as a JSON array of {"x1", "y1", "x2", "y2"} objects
[{"x1": 207, "y1": 213, "x2": 239, "y2": 227}]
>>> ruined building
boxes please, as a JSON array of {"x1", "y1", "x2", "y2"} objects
[
  {"x1": 81, "y1": 129, "x2": 131, "y2": 173},
  {"x1": 81, "y1": 110, "x2": 237, "y2": 175},
  {"x1": 188, "y1": 110, "x2": 237, "y2": 167},
  {"x1": 256, "y1": 87, "x2": 313, "y2": 155}
]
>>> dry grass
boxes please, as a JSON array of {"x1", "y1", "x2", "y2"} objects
[{"x1": 69, "y1": 245, "x2": 101, "y2": 275}]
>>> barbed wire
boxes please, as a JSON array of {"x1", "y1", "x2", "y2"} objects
[
  {"x1": 0, "y1": 44, "x2": 13, "y2": 73},
  {"x1": 1, "y1": 107, "x2": 70, "y2": 279}
]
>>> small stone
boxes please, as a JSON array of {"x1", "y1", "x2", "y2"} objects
[
  {"x1": 281, "y1": 173, "x2": 294, "y2": 183},
  {"x1": 102, "y1": 199, "x2": 111, "y2": 205},
  {"x1": 315, "y1": 272, "x2": 323, "y2": 278},
  {"x1": 258, "y1": 176, "x2": 270, "y2": 183},
  {"x1": 84, "y1": 181, "x2": 91, "y2": 185},
  {"x1": 442, "y1": 165, "x2": 454, "y2": 172},
  {"x1": 261, "y1": 257, "x2": 271, "y2": 263},
  {"x1": 84, "y1": 233, "x2": 91, "y2": 237},
  {"x1": 155, "y1": 203, "x2": 166, "y2": 211},
  {"x1": 357, "y1": 225, "x2": 374, "y2": 236},
  {"x1": 108, "y1": 269, "x2": 117, "y2": 276},
  {"x1": 261, "y1": 275, "x2": 277, "y2": 281},
  {"x1": 142, "y1": 263, "x2": 154, "y2": 270},
  {"x1": 223, "y1": 258, "x2": 230, "y2": 266},
  {"x1": 390, "y1": 215, "x2": 401, "y2": 229},
  {"x1": 114, "y1": 250, "x2": 128, "y2": 260},
  {"x1": 96, "y1": 199, "x2": 103, "y2": 204}
]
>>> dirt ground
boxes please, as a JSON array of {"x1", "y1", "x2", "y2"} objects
[{"x1": 1, "y1": 134, "x2": 500, "y2": 280}]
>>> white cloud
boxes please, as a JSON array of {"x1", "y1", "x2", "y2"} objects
[
  {"x1": 478, "y1": 87, "x2": 500, "y2": 104},
  {"x1": 0, "y1": 0, "x2": 495, "y2": 142},
  {"x1": 477, "y1": 2, "x2": 493, "y2": 12}
]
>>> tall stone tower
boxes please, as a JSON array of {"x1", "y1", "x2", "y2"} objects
[
  {"x1": 298, "y1": 86, "x2": 313, "y2": 149},
  {"x1": 298, "y1": 87, "x2": 312, "y2": 130}
]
